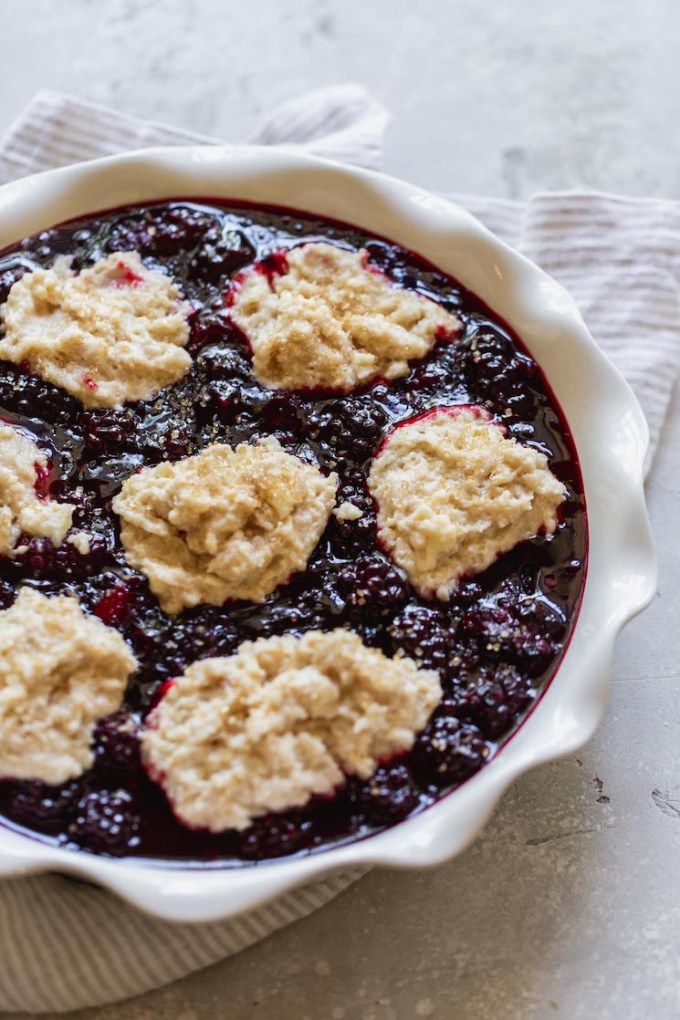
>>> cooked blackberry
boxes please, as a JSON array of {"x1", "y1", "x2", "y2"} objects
[
  {"x1": 8, "y1": 532, "x2": 110, "y2": 582},
  {"x1": 459, "y1": 605, "x2": 558, "y2": 677},
  {"x1": 104, "y1": 213, "x2": 157, "y2": 256},
  {"x1": 0, "y1": 262, "x2": 28, "y2": 303},
  {"x1": 0, "y1": 364, "x2": 81, "y2": 426},
  {"x1": 349, "y1": 762, "x2": 420, "y2": 825},
  {"x1": 3, "y1": 779, "x2": 82, "y2": 831},
  {"x1": 92, "y1": 578, "x2": 136, "y2": 627},
  {"x1": 331, "y1": 470, "x2": 378, "y2": 552},
  {"x1": 457, "y1": 326, "x2": 537, "y2": 414},
  {"x1": 106, "y1": 204, "x2": 218, "y2": 258},
  {"x1": 92, "y1": 711, "x2": 142, "y2": 775},
  {"x1": 67, "y1": 789, "x2": 142, "y2": 856},
  {"x1": 306, "y1": 397, "x2": 388, "y2": 462},
  {"x1": 238, "y1": 813, "x2": 314, "y2": 860},
  {"x1": 160, "y1": 605, "x2": 240, "y2": 670},
  {"x1": 196, "y1": 338, "x2": 251, "y2": 380},
  {"x1": 82, "y1": 408, "x2": 137, "y2": 452},
  {"x1": 413, "y1": 713, "x2": 489, "y2": 786},
  {"x1": 187, "y1": 226, "x2": 255, "y2": 283},
  {"x1": 388, "y1": 603, "x2": 456, "y2": 676},
  {"x1": 338, "y1": 555, "x2": 409, "y2": 608},
  {"x1": 0, "y1": 580, "x2": 14, "y2": 610},
  {"x1": 456, "y1": 666, "x2": 535, "y2": 739}
]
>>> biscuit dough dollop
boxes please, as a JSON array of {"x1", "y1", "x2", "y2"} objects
[
  {"x1": 0, "y1": 251, "x2": 191, "y2": 408},
  {"x1": 141, "y1": 628, "x2": 441, "y2": 832},
  {"x1": 368, "y1": 406, "x2": 566, "y2": 599},
  {"x1": 0, "y1": 424, "x2": 74, "y2": 555},
  {"x1": 0, "y1": 588, "x2": 137, "y2": 784},
  {"x1": 113, "y1": 437, "x2": 338, "y2": 613},
  {"x1": 229, "y1": 242, "x2": 459, "y2": 392}
]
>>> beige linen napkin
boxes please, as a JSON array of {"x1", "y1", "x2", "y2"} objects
[{"x1": 0, "y1": 88, "x2": 676, "y2": 1013}]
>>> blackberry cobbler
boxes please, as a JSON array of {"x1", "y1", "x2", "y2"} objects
[{"x1": 0, "y1": 201, "x2": 586, "y2": 863}]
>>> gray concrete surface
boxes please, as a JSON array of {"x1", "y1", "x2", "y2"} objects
[{"x1": 2, "y1": 1, "x2": 680, "y2": 1017}]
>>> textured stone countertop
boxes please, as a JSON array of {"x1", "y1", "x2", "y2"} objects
[{"x1": 1, "y1": 1, "x2": 679, "y2": 1017}]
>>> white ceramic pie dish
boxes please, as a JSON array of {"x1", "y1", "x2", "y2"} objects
[{"x1": 0, "y1": 146, "x2": 655, "y2": 922}]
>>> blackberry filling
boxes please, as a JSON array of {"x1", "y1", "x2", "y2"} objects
[{"x1": 0, "y1": 201, "x2": 586, "y2": 863}]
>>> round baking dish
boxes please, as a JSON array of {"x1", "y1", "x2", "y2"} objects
[{"x1": 0, "y1": 147, "x2": 655, "y2": 921}]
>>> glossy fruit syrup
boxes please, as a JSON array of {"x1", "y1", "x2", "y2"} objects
[{"x1": 0, "y1": 201, "x2": 586, "y2": 863}]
